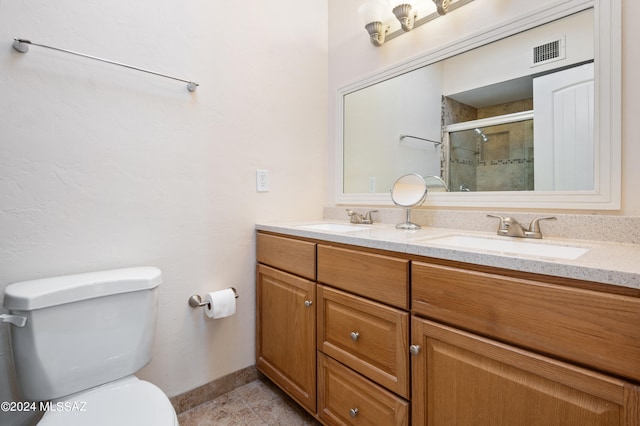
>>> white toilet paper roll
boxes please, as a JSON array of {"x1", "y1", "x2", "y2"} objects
[{"x1": 204, "y1": 288, "x2": 237, "y2": 319}]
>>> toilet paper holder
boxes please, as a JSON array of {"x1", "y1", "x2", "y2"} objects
[{"x1": 188, "y1": 288, "x2": 239, "y2": 308}]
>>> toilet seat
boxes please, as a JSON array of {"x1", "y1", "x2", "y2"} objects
[{"x1": 38, "y1": 376, "x2": 178, "y2": 426}]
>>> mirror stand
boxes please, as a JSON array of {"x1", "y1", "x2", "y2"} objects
[{"x1": 396, "y1": 208, "x2": 421, "y2": 230}]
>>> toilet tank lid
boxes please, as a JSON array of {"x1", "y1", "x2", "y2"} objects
[{"x1": 3, "y1": 267, "x2": 162, "y2": 311}]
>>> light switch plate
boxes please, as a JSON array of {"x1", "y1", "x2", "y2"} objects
[{"x1": 256, "y1": 170, "x2": 269, "y2": 192}]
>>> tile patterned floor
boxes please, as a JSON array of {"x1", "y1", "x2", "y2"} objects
[{"x1": 177, "y1": 377, "x2": 321, "y2": 426}]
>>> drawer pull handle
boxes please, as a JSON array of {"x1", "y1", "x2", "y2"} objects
[
  {"x1": 304, "y1": 300, "x2": 313, "y2": 307},
  {"x1": 410, "y1": 344, "x2": 421, "y2": 355},
  {"x1": 349, "y1": 408, "x2": 359, "y2": 418},
  {"x1": 350, "y1": 331, "x2": 360, "y2": 341}
]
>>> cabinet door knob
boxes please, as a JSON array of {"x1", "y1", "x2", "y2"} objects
[
  {"x1": 350, "y1": 331, "x2": 360, "y2": 341},
  {"x1": 410, "y1": 344, "x2": 421, "y2": 355},
  {"x1": 304, "y1": 300, "x2": 313, "y2": 307},
  {"x1": 349, "y1": 408, "x2": 359, "y2": 418}
]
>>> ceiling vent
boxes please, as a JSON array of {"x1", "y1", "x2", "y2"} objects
[{"x1": 531, "y1": 37, "x2": 565, "y2": 67}]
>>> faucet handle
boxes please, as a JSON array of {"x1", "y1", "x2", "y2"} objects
[
  {"x1": 528, "y1": 216, "x2": 557, "y2": 233},
  {"x1": 363, "y1": 210, "x2": 379, "y2": 221},
  {"x1": 346, "y1": 209, "x2": 363, "y2": 224},
  {"x1": 346, "y1": 209, "x2": 378, "y2": 224},
  {"x1": 488, "y1": 215, "x2": 526, "y2": 237},
  {"x1": 487, "y1": 214, "x2": 509, "y2": 235},
  {"x1": 487, "y1": 214, "x2": 511, "y2": 228},
  {"x1": 488, "y1": 215, "x2": 521, "y2": 225}
]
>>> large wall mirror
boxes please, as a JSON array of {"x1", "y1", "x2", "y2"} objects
[{"x1": 337, "y1": 0, "x2": 620, "y2": 210}]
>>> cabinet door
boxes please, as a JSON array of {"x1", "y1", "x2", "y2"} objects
[
  {"x1": 411, "y1": 317, "x2": 639, "y2": 426},
  {"x1": 256, "y1": 264, "x2": 316, "y2": 412}
]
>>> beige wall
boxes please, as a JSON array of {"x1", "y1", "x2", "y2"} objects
[
  {"x1": 0, "y1": 1, "x2": 327, "y2": 424},
  {"x1": 328, "y1": 0, "x2": 640, "y2": 215}
]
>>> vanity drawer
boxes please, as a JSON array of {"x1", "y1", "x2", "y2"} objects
[
  {"x1": 257, "y1": 232, "x2": 316, "y2": 280},
  {"x1": 317, "y1": 285, "x2": 409, "y2": 398},
  {"x1": 318, "y1": 353, "x2": 409, "y2": 426},
  {"x1": 412, "y1": 261, "x2": 640, "y2": 382},
  {"x1": 317, "y1": 245, "x2": 409, "y2": 309}
]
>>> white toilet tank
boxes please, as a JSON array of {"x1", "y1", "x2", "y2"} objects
[{"x1": 3, "y1": 267, "x2": 162, "y2": 402}]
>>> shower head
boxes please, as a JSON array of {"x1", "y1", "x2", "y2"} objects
[{"x1": 474, "y1": 128, "x2": 489, "y2": 143}]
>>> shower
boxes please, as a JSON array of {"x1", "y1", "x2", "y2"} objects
[{"x1": 474, "y1": 128, "x2": 489, "y2": 143}]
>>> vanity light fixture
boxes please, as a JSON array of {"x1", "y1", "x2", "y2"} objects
[
  {"x1": 359, "y1": 0, "x2": 470, "y2": 47},
  {"x1": 433, "y1": 0, "x2": 450, "y2": 15},
  {"x1": 358, "y1": 0, "x2": 391, "y2": 47},
  {"x1": 390, "y1": 1, "x2": 419, "y2": 32}
]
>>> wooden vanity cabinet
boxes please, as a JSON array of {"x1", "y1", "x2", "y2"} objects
[
  {"x1": 257, "y1": 231, "x2": 640, "y2": 425},
  {"x1": 256, "y1": 233, "x2": 317, "y2": 412},
  {"x1": 411, "y1": 260, "x2": 640, "y2": 426}
]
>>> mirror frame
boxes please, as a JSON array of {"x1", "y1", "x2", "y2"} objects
[{"x1": 336, "y1": 0, "x2": 621, "y2": 210}]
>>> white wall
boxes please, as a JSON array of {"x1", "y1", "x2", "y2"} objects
[
  {"x1": 0, "y1": 1, "x2": 327, "y2": 424},
  {"x1": 329, "y1": 0, "x2": 640, "y2": 215}
]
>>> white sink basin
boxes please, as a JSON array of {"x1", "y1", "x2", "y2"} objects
[
  {"x1": 297, "y1": 223, "x2": 372, "y2": 233},
  {"x1": 424, "y1": 235, "x2": 589, "y2": 260}
]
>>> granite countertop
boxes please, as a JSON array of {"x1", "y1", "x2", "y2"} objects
[{"x1": 256, "y1": 220, "x2": 640, "y2": 290}]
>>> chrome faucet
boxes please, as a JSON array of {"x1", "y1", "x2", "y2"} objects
[
  {"x1": 347, "y1": 209, "x2": 379, "y2": 224},
  {"x1": 487, "y1": 215, "x2": 556, "y2": 239}
]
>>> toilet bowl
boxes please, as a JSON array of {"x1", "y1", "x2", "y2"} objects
[
  {"x1": 1, "y1": 267, "x2": 178, "y2": 425},
  {"x1": 38, "y1": 376, "x2": 178, "y2": 426}
]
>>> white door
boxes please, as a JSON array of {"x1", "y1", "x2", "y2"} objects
[{"x1": 533, "y1": 63, "x2": 594, "y2": 190}]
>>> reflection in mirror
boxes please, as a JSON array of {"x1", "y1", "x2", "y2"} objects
[
  {"x1": 390, "y1": 173, "x2": 427, "y2": 229},
  {"x1": 442, "y1": 61, "x2": 594, "y2": 192},
  {"x1": 338, "y1": 2, "x2": 620, "y2": 209},
  {"x1": 425, "y1": 175, "x2": 449, "y2": 192},
  {"x1": 343, "y1": 65, "x2": 442, "y2": 194},
  {"x1": 445, "y1": 115, "x2": 534, "y2": 192},
  {"x1": 344, "y1": 9, "x2": 593, "y2": 194}
]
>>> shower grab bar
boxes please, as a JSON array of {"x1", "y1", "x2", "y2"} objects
[
  {"x1": 399, "y1": 134, "x2": 442, "y2": 146},
  {"x1": 12, "y1": 37, "x2": 199, "y2": 92}
]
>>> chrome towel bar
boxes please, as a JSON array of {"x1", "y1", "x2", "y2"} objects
[
  {"x1": 399, "y1": 134, "x2": 442, "y2": 146},
  {"x1": 12, "y1": 37, "x2": 199, "y2": 92}
]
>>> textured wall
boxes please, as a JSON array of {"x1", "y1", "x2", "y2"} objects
[{"x1": 0, "y1": 1, "x2": 327, "y2": 424}]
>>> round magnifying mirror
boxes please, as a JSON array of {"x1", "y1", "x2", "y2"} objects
[
  {"x1": 424, "y1": 175, "x2": 449, "y2": 192},
  {"x1": 390, "y1": 173, "x2": 427, "y2": 229}
]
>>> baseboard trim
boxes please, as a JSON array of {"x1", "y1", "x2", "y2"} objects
[{"x1": 170, "y1": 365, "x2": 260, "y2": 414}]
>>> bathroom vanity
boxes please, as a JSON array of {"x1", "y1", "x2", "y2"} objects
[{"x1": 255, "y1": 222, "x2": 640, "y2": 425}]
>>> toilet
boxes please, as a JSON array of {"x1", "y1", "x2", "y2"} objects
[{"x1": 1, "y1": 267, "x2": 178, "y2": 425}]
